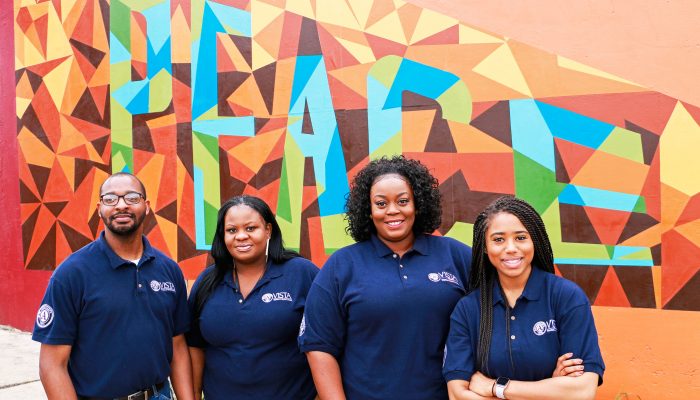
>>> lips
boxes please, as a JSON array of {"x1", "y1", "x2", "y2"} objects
[
  {"x1": 110, "y1": 213, "x2": 134, "y2": 223},
  {"x1": 502, "y1": 258, "x2": 523, "y2": 267},
  {"x1": 385, "y1": 220, "x2": 404, "y2": 229},
  {"x1": 235, "y1": 244, "x2": 253, "y2": 252}
]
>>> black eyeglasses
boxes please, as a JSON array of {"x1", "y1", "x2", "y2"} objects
[{"x1": 100, "y1": 192, "x2": 144, "y2": 206}]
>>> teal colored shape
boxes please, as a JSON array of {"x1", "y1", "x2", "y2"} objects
[
  {"x1": 192, "y1": 116, "x2": 255, "y2": 138},
  {"x1": 208, "y1": 0, "x2": 251, "y2": 36},
  {"x1": 514, "y1": 151, "x2": 565, "y2": 215},
  {"x1": 109, "y1": 33, "x2": 131, "y2": 64},
  {"x1": 141, "y1": 1, "x2": 171, "y2": 55},
  {"x1": 367, "y1": 76, "x2": 400, "y2": 154},
  {"x1": 554, "y1": 258, "x2": 652, "y2": 267},
  {"x1": 510, "y1": 99, "x2": 555, "y2": 172},
  {"x1": 194, "y1": 167, "x2": 211, "y2": 250},
  {"x1": 560, "y1": 185, "x2": 639, "y2": 212},
  {"x1": 289, "y1": 56, "x2": 322, "y2": 113},
  {"x1": 536, "y1": 100, "x2": 615, "y2": 149},
  {"x1": 125, "y1": 82, "x2": 150, "y2": 114},
  {"x1": 383, "y1": 58, "x2": 459, "y2": 109},
  {"x1": 558, "y1": 185, "x2": 584, "y2": 205},
  {"x1": 112, "y1": 80, "x2": 148, "y2": 109},
  {"x1": 612, "y1": 246, "x2": 648, "y2": 259}
]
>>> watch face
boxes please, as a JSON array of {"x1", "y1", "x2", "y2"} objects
[{"x1": 496, "y1": 377, "x2": 509, "y2": 386}]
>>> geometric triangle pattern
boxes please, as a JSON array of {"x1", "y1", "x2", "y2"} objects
[{"x1": 12, "y1": 0, "x2": 699, "y2": 311}]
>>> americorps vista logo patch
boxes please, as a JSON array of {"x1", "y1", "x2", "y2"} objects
[{"x1": 36, "y1": 304, "x2": 54, "y2": 328}]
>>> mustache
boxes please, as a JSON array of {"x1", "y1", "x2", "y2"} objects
[{"x1": 109, "y1": 213, "x2": 135, "y2": 221}]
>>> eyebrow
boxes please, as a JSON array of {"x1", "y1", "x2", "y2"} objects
[
  {"x1": 489, "y1": 230, "x2": 529, "y2": 236},
  {"x1": 372, "y1": 192, "x2": 410, "y2": 198}
]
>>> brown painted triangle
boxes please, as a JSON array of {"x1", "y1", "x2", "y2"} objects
[
  {"x1": 303, "y1": 156, "x2": 316, "y2": 186},
  {"x1": 177, "y1": 123, "x2": 194, "y2": 177},
  {"x1": 618, "y1": 212, "x2": 658, "y2": 243},
  {"x1": 221, "y1": 152, "x2": 246, "y2": 201},
  {"x1": 336, "y1": 109, "x2": 369, "y2": 171},
  {"x1": 424, "y1": 109, "x2": 457, "y2": 152},
  {"x1": 255, "y1": 117, "x2": 270, "y2": 134},
  {"x1": 664, "y1": 269, "x2": 700, "y2": 311},
  {"x1": 559, "y1": 203, "x2": 600, "y2": 244},
  {"x1": 69, "y1": 38, "x2": 105, "y2": 68},
  {"x1": 625, "y1": 121, "x2": 659, "y2": 165},
  {"x1": 28, "y1": 164, "x2": 52, "y2": 198},
  {"x1": 298, "y1": 17, "x2": 322, "y2": 56},
  {"x1": 87, "y1": 209, "x2": 102, "y2": 237},
  {"x1": 251, "y1": 158, "x2": 283, "y2": 190},
  {"x1": 252, "y1": 62, "x2": 276, "y2": 115},
  {"x1": 24, "y1": 69, "x2": 44, "y2": 92},
  {"x1": 613, "y1": 266, "x2": 655, "y2": 308},
  {"x1": 132, "y1": 125, "x2": 156, "y2": 153},
  {"x1": 556, "y1": 264, "x2": 608, "y2": 303},
  {"x1": 218, "y1": 71, "x2": 249, "y2": 116},
  {"x1": 21, "y1": 104, "x2": 53, "y2": 151},
  {"x1": 438, "y1": 170, "x2": 503, "y2": 234},
  {"x1": 142, "y1": 211, "x2": 157, "y2": 235},
  {"x1": 156, "y1": 201, "x2": 178, "y2": 224},
  {"x1": 22, "y1": 206, "x2": 41, "y2": 263},
  {"x1": 554, "y1": 143, "x2": 570, "y2": 183},
  {"x1": 26, "y1": 224, "x2": 57, "y2": 270},
  {"x1": 299, "y1": 196, "x2": 321, "y2": 259},
  {"x1": 44, "y1": 201, "x2": 68, "y2": 217},
  {"x1": 302, "y1": 99, "x2": 314, "y2": 134},
  {"x1": 470, "y1": 101, "x2": 512, "y2": 146},
  {"x1": 177, "y1": 226, "x2": 203, "y2": 262},
  {"x1": 172, "y1": 63, "x2": 191, "y2": 87},
  {"x1": 72, "y1": 88, "x2": 108, "y2": 128},
  {"x1": 91, "y1": 135, "x2": 110, "y2": 157},
  {"x1": 58, "y1": 221, "x2": 93, "y2": 252},
  {"x1": 230, "y1": 34, "x2": 252, "y2": 68},
  {"x1": 20, "y1": 181, "x2": 40, "y2": 203},
  {"x1": 651, "y1": 243, "x2": 661, "y2": 265},
  {"x1": 131, "y1": 63, "x2": 147, "y2": 81}
]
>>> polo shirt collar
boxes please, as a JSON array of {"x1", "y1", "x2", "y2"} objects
[
  {"x1": 492, "y1": 265, "x2": 546, "y2": 306},
  {"x1": 369, "y1": 233, "x2": 431, "y2": 257},
  {"x1": 222, "y1": 259, "x2": 284, "y2": 288},
  {"x1": 97, "y1": 231, "x2": 156, "y2": 269}
]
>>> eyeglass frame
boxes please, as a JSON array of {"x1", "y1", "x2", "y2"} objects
[{"x1": 99, "y1": 192, "x2": 145, "y2": 206}]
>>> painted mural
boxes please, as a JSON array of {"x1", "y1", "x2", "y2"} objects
[{"x1": 13, "y1": 0, "x2": 700, "y2": 312}]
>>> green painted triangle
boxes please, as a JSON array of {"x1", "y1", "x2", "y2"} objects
[
  {"x1": 599, "y1": 127, "x2": 644, "y2": 163},
  {"x1": 605, "y1": 245, "x2": 615, "y2": 258},
  {"x1": 193, "y1": 131, "x2": 220, "y2": 161},
  {"x1": 633, "y1": 196, "x2": 647, "y2": 213},
  {"x1": 369, "y1": 55, "x2": 402, "y2": 89},
  {"x1": 204, "y1": 201, "x2": 218, "y2": 244},
  {"x1": 111, "y1": 143, "x2": 133, "y2": 173},
  {"x1": 110, "y1": 0, "x2": 132, "y2": 53},
  {"x1": 514, "y1": 151, "x2": 566, "y2": 215},
  {"x1": 370, "y1": 131, "x2": 402, "y2": 160},
  {"x1": 276, "y1": 158, "x2": 292, "y2": 221},
  {"x1": 149, "y1": 70, "x2": 172, "y2": 112},
  {"x1": 437, "y1": 82, "x2": 472, "y2": 124},
  {"x1": 445, "y1": 221, "x2": 474, "y2": 246}
]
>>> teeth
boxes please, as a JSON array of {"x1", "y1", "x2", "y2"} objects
[
  {"x1": 503, "y1": 259, "x2": 521, "y2": 266},
  {"x1": 387, "y1": 221, "x2": 402, "y2": 226}
]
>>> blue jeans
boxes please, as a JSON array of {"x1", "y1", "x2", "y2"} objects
[{"x1": 150, "y1": 382, "x2": 172, "y2": 400}]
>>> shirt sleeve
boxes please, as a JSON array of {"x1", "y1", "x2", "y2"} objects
[
  {"x1": 185, "y1": 272, "x2": 209, "y2": 348},
  {"x1": 297, "y1": 255, "x2": 346, "y2": 358},
  {"x1": 172, "y1": 264, "x2": 190, "y2": 336},
  {"x1": 557, "y1": 288, "x2": 605, "y2": 385},
  {"x1": 32, "y1": 274, "x2": 80, "y2": 345},
  {"x1": 443, "y1": 298, "x2": 477, "y2": 381}
]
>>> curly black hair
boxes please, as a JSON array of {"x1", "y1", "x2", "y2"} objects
[{"x1": 345, "y1": 155, "x2": 442, "y2": 242}]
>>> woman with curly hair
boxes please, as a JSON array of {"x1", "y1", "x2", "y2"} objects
[
  {"x1": 443, "y1": 196, "x2": 604, "y2": 400},
  {"x1": 299, "y1": 155, "x2": 472, "y2": 400}
]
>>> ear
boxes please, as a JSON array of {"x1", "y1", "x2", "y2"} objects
[{"x1": 144, "y1": 199, "x2": 151, "y2": 215}]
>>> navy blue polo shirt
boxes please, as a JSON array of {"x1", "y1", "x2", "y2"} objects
[
  {"x1": 32, "y1": 232, "x2": 189, "y2": 398},
  {"x1": 186, "y1": 256, "x2": 319, "y2": 400},
  {"x1": 443, "y1": 266, "x2": 605, "y2": 384},
  {"x1": 298, "y1": 234, "x2": 472, "y2": 400}
]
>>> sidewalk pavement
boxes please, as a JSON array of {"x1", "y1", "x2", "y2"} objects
[{"x1": 0, "y1": 325, "x2": 46, "y2": 399}]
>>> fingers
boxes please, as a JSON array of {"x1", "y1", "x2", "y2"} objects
[{"x1": 553, "y1": 353, "x2": 585, "y2": 377}]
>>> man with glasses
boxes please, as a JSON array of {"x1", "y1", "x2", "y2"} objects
[{"x1": 32, "y1": 172, "x2": 194, "y2": 400}]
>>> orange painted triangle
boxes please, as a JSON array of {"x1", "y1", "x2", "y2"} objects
[
  {"x1": 402, "y1": 109, "x2": 436, "y2": 152},
  {"x1": 317, "y1": 24, "x2": 359, "y2": 69},
  {"x1": 583, "y1": 206, "x2": 631, "y2": 244},
  {"x1": 366, "y1": 0, "x2": 396, "y2": 29},
  {"x1": 594, "y1": 267, "x2": 631, "y2": 307},
  {"x1": 229, "y1": 128, "x2": 284, "y2": 173},
  {"x1": 217, "y1": 37, "x2": 237, "y2": 73},
  {"x1": 327, "y1": 74, "x2": 366, "y2": 110},
  {"x1": 43, "y1": 159, "x2": 74, "y2": 203},
  {"x1": 89, "y1": 85, "x2": 109, "y2": 119},
  {"x1": 365, "y1": 32, "x2": 406, "y2": 59},
  {"x1": 397, "y1": 4, "x2": 422, "y2": 45},
  {"x1": 55, "y1": 223, "x2": 73, "y2": 266},
  {"x1": 327, "y1": 63, "x2": 372, "y2": 99},
  {"x1": 554, "y1": 137, "x2": 596, "y2": 179},
  {"x1": 72, "y1": 46, "x2": 97, "y2": 83},
  {"x1": 26, "y1": 206, "x2": 57, "y2": 265},
  {"x1": 641, "y1": 149, "x2": 661, "y2": 221},
  {"x1": 71, "y1": 0, "x2": 95, "y2": 46},
  {"x1": 254, "y1": 13, "x2": 284, "y2": 60},
  {"x1": 301, "y1": 186, "x2": 318, "y2": 211},
  {"x1": 26, "y1": 56, "x2": 71, "y2": 77}
]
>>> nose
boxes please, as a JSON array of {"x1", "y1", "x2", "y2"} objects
[
  {"x1": 505, "y1": 238, "x2": 517, "y2": 252},
  {"x1": 234, "y1": 230, "x2": 249, "y2": 240},
  {"x1": 114, "y1": 196, "x2": 129, "y2": 209},
  {"x1": 386, "y1": 202, "x2": 399, "y2": 214}
]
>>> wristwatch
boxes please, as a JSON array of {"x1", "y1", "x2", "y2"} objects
[{"x1": 494, "y1": 377, "x2": 510, "y2": 399}]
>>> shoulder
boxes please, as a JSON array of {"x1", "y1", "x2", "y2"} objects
[
  {"x1": 545, "y1": 273, "x2": 590, "y2": 308},
  {"x1": 433, "y1": 235, "x2": 472, "y2": 252},
  {"x1": 190, "y1": 265, "x2": 217, "y2": 292},
  {"x1": 281, "y1": 257, "x2": 320, "y2": 277},
  {"x1": 51, "y1": 240, "x2": 101, "y2": 280},
  {"x1": 453, "y1": 290, "x2": 480, "y2": 317}
]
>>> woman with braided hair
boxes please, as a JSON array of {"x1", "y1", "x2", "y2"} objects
[{"x1": 443, "y1": 196, "x2": 604, "y2": 400}]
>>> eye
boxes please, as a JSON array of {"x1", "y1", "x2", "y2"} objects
[
  {"x1": 246, "y1": 226, "x2": 256, "y2": 232},
  {"x1": 398, "y1": 198, "x2": 410, "y2": 205},
  {"x1": 516, "y1": 235, "x2": 529, "y2": 241},
  {"x1": 375, "y1": 201, "x2": 387, "y2": 207},
  {"x1": 226, "y1": 228, "x2": 236, "y2": 234},
  {"x1": 492, "y1": 237, "x2": 504, "y2": 243}
]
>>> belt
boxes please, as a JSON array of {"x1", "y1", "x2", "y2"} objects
[{"x1": 79, "y1": 381, "x2": 166, "y2": 400}]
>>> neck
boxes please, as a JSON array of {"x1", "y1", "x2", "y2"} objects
[
  {"x1": 234, "y1": 259, "x2": 267, "y2": 275},
  {"x1": 497, "y1": 268, "x2": 531, "y2": 307},
  {"x1": 379, "y1": 234, "x2": 415, "y2": 257},
  {"x1": 104, "y1": 230, "x2": 144, "y2": 261}
]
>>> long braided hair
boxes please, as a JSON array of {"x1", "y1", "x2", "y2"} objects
[{"x1": 469, "y1": 196, "x2": 555, "y2": 375}]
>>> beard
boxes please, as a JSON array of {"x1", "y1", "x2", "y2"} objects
[{"x1": 102, "y1": 211, "x2": 145, "y2": 236}]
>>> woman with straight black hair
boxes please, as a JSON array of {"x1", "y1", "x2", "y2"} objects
[
  {"x1": 443, "y1": 196, "x2": 605, "y2": 400},
  {"x1": 186, "y1": 195, "x2": 318, "y2": 400}
]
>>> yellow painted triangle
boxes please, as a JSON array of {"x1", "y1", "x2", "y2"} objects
[
  {"x1": 43, "y1": 56, "x2": 72, "y2": 111},
  {"x1": 451, "y1": 121, "x2": 512, "y2": 153},
  {"x1": 557, "y1": 56, "x2": 641, "y2": 87},
  {"x1": 155, "y1": 215, "x2": 178, "y2": 259},
  {"x1": 410, "y1": 7, "x2": 457, "y2": 44},
  {"x1": 285, "y1": 0, "x2": 315, "y2": 19},
  {"x1": 17, "y1": 127, "x2": 56, "y2": 168},
  {"x1": 252, "y1": 0, "x2": 285, "y2": 36},
  {"x1": 393, "y1": 0, "x2": 406, "y2": 7},
  {"x1": 473, "y1": 43, "x2": 532, "y2": 97},
  {"x1": 252, "y1": 40, "x2": 276, "y2": 70},
  {"x1": 459, "y1": 24, "x2": 503, "y2": 44},
  {"x1": 19, "y1": 34, "x2": 46, "y2": 68},
  {"x1": 402, "y1": 109, "x2": 435, "y2": 152},
  {"x1": 660, "y1": 102, "x2": 700, "y2": 196},
  {"x1": 46, "y1": 8, "x2": 73, "y2": 61},
  {"x1": 228, "y1": 127, "x2": 285, "y2": 173},
  {"x1": 316, "y1": 0, "x2": 361, "y2": 30},
  {"x1": 327, "y1": 63, "x2": 373, "y2": 98},
  {"x1": 171, "y1": 5, "x2": 191, "y2": 63},
  {"x1": 336, "y1": 37, "x2": 375, "y2": 64},
  {"x1": 56, "y1": 155, "x2": 76, "y2": 190},
  {"x1": 365, "y1": 10, "x2": 407, "y2": 45},
  {"x1": 16, "y1": 98, "x2": 32, "y2": 118},
  {"x1": 347, "y1": 0, "x2": 374, "y2": 29}
]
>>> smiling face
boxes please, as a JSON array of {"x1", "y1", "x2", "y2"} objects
[
  {"x1": 370, "y1": 173, "x2": 416, "y2": 253},
  {"x1": 485, "y1": 212, "x2": 534, "y2": 286},
  {"x1": 97, "y1": 175, "x2": 150, "y2": 237},
  {"x1": 223, "y1": 204, "x2": 272, "y2": 268}
]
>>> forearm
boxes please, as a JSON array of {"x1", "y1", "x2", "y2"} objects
[
  {"x1": 447, "y1": 380, "x2": 497, "y2": 400},
  {"x1": 306, "y1": 351, "x2": 346, "y2": 400},
  {"x1": 189, "y1": 346, "x2": 205, "y2": 399},
  {"x1": 39, "y1": 345, "x2": 77, "y2": 400},
  {"x1": 170, "y1": 335, "x2": 194, "y2": 400},
  {"x1": 504, "y1": 373, "x2": 598, "y2": 400}
]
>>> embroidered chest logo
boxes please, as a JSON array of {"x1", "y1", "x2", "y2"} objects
[
  {"x1": 262, "y1": 292, "x2": 293, "y2": 303},
  {"x1": 427, "y1": 271, "x2": 459, "y2": 285},
  {"x1": 150, "y1": 280, "x2": 176, "y2": 293},
  {"x1": 36, "y1": 304, "x2": 54, "y2": 328},
  {"x1": 533, "y1": 319, "x2": 557, "y2": 336}
]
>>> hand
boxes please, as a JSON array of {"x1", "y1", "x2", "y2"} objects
[
  {"x1": 469, "y1": 371, "x2": 496, "y2": 397},
  {"x1": 552, "y1": 352, "x2": 584, "y2": 377}
]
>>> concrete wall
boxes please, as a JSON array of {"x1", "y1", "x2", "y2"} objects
[{"x1": 3, "y1": 0, "x2": 699, "y2": 397}]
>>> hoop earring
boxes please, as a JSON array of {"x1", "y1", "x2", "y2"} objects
[{"x1": 265, "y1": 237, "x2": 270, "y2": 263}]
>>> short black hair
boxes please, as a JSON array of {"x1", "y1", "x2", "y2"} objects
[
  {"x1": 345, "y1": 155, "x2": 442, "y2": 242},
  {"x1": 100, "y1": 172, "x2": 147, "y2": 199},
  {"x1": 469, "y1": 196, "x2": 554, "y2": 375}
]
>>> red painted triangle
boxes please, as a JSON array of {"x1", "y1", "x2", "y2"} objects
[
  {"x1": 677, "y1": 193, "x2": 700, "y2": 225},
  {"x1": 328, "y1": 74, "x2": 366, "y2": 110},
  {"x1": 553, "y1": 137, "x2": 596, "y2": 179},
  {"x1": 414, "y1": 24, "x2": 459, "y2": 46},
  {"x1": 278, "y1": 12, "x2": 302, "y2": 60},
  {"x1": 661, "y1": 229, "x2": 700, "y2": 306},
  {"x1": 594, "y1": 267, "x2": 631, "y2": 307},
  {"x1": 583, "y1": 206, "x2": 631, "y2": 245},
  {"x1": 89, "y1": 85, "x2": 109, "y2": 119},
  {"x1": 34, "y1": 14, "x2": 49, "y2": 59},
  {"x1": 26, "y1": 56, "x2": 71, "y2": 77},
  {"x1": 365, "y1": 33, "x2": 406, "y2": 59},
  {"x1": 317, "y1": 24, "x2": 360, "y2": 70},
  {"x1": 471, "y1": 101, "x2": 499, "y2": 120},
  {"x1": 71, "y1": 0, "x2": 95, "y2": 46}
]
